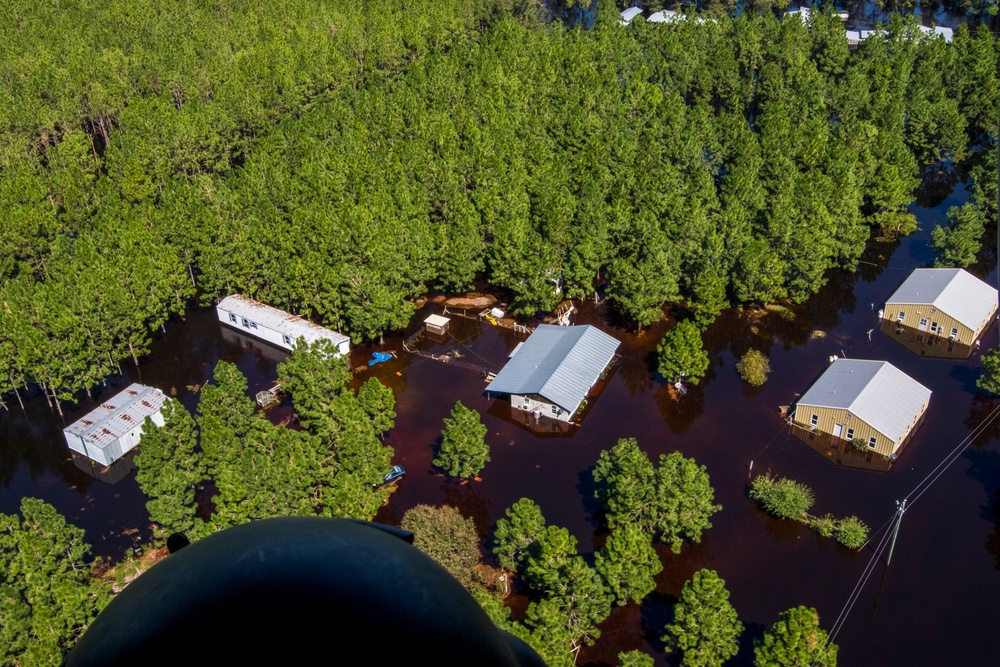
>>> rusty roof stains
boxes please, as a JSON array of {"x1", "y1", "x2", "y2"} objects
[{"x1": 63, "y1": 383, "x2": 167, "y2": 449}]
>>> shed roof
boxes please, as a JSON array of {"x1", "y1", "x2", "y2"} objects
[
  {"x1": 885, "y1": 268, "x2": 997, "y2": 332},
  {"x1": 218, "y1": 295, "x2": 349, "y2": 348},
  {"x1": 424, "y1": 314, "x2": 450, "y2": 327},
  {"x1": 487, "y1": 324, "x2": 620, "y2": 414},
  {"x1": 647, "y1": 9, "x2": 680, "y2": 22},
  {"x1": 620, "y1": 7, "x2": 642, "y2": 23},
  {"x1": 63, "y1": 384, "x2": 167, "y2": 449},
  {"x1": 797, "y1": 359, "x2": 931, "y2": 443}
]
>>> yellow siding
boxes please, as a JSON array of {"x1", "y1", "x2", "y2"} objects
[
  {"x1": 882, "y1": 302, "x2": 994, "y2": 345},
  {"x1": 792, "y1": 403, "x2": 927, "y2": 458}
]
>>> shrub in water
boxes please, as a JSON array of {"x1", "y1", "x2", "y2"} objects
[
  {"x1": 749, "y1": 473, "x2": 814, "y2": 520},
  {"x1": 810, "y1": 514, "x2": 837, "y2": 538},
  {"x1": 834, "y1": 516, "x2": 869, "y2": 549},
  {"x1": 736, "y1": 349, "x2": 771, "y2": 386}
]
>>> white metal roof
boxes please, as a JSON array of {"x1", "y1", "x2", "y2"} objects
[
  {"x1": 63, "y1": 384, "x2": 167, "y2": 449},
  {"x1": 797, "y1": 359, "x2": 931, "y2": 443},
  {"x1": 424, "y1": 314, "x2": 450, "y2": 327},
  {"x1": 647, "y1": 10, "x2": 680, "y2": 22},
  {"x1": 620, "y1": 7, "x2": 642, "y2": 24},
  {"x1": 218, "y1": 295, "x2": 350, "y2": 348},
  {"x1": 487, "y1": 324, "x2": 620, "y2": 414},
  {"x1": 885, "y1": 268, "x2": 998, "y2": 332},
  {"x1": 917, "y1": 24, "x2": 954, "y2": 42}
]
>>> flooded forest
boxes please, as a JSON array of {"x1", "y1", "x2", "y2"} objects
[{"x1": 1, "y1": 0, "x2": 999, "y2": 665}]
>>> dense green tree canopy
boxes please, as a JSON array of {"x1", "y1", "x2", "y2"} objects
[
  {"x1": 1, "y1": 2, "x2": 996, "y2": 408},
  {"x1": 663, "y1": 569, "x2": 743, "y2": 667},
  {"x1": 593, "y1": 438, "x2": 721, "y2": 553},
  {"x1": 594, "y1": 523, "x2": 663, "y2": 605},
  {"x1": 401, "y1": 504, "x2": 482, "y2": 591},
  {"x1": 492, "y1": 497, "x2": 548, "y2": 572},
  {"x1": 657, "y1": 320, "x2": 710, "y2": 385},
  {"x1": 135, "y1": 399, "x2": 206, "y2": 538},
  {"x1": 0, "y1": 499, "x2": 110, "y2": 667},
  {"x1": 754, "y1": 606, "x2": 838, "y2": 667},
  {"x1": 434, "y1": 400, "x2": 491, "y2": 478}
]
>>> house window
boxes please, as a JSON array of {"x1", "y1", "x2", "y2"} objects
[
  {"x1": 241, "y1": 318, "x2": 250, "y2": 328},
  {"x1": 868, "y1": 436, "x2": 877, "y2": 449},
  {"x1": 810, "y1": 414, "x2": 818, "y2": 427},
  {"x1": 282, "y1": 334, "x2": 293, "y2": 346},
  {"x1": 931, "y1": 322, "x2": 939, "y2": 334},
  {"x1": 950, "y1": 327, "x2": 959, "y2": 340},
  {"x1": 249, "y1": 321, "x2": 258, "y2": 330},
  {"x1": 228, "y1": 313, "x2": 237, "y2": 324},
  {"x1": 846, "y1": 413, "x2": 852, "y2": 420},
  {"x1": 551, "y1": 405, "x2": 558, "y2": 414},
  {"x1": 523, "y1": 397, "x2": 530, "y2": 405},
  {"x1": 846, "y1": 428, "x2": 855, "y2": 441},
  {"x1": 897, "y1": 311, "x2": 905, "y2": 323}
]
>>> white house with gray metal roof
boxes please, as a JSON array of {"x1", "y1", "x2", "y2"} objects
[
  {"x1": 793, "y1": 359, "x2": 931, "y2": 458},
  {"x1": 216, "y1": 295, "x2": 350, "y2": 356},
  {"x1": 486, "y1": 324, "x2": 620, "y2": 422},
  {"x1": 63, "y1": 383, "x2": 168, "y2": 466},
  {"x1": 881, "y1": 268, "x2": 997, "y2": 357}
]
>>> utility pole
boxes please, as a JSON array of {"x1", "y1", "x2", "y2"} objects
[{"x1": 886, "y1": 499, "x2": 907, "y2": 566}]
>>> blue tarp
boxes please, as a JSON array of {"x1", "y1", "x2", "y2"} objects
[{"x1": 368, "y1": 352, "x2": 393, "y2": 366}]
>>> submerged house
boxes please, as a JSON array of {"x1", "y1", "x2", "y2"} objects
[
  {"x1": 793, "y1": 359, "x2": 931, "y2": 459},
  {"x1": 880, "y1": 268, "x2": 997, "y2": 359},
  {"x1": 486, "y1": 324, "x2": 620, "y2": 423},
  {"x1": 63, "y1": 383, "x2": 168, "y2": 467},
  {"x1": 216, "y1": 295, "x2": 350, "y2": 356}
]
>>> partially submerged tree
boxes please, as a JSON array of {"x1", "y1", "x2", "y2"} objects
[
  {"x1": 434, "y1": 400, "x2": 490, "y2": 479},
  {"x1": 749, "y1": 473, "x2": 815, "y2": 520},
  {"x1": 135, "y1": 399, "x2": 206, "y2": 539},
  {"x1": 593, "y1": 438, "x2": 720, "y2": 553},
  {"x1": 930, "y1": 203, "x2": 986, "y2": 268},
  {"x1": 977, "y1": 347, "x2": 1000, "y2": 395},
  {"x1": 737, "y1": 349, "x2": 772, "y2": 386},
  {"x1": 493, "y1": 498, "x2": 547, "y2": 572},
  {"x1": 594, "y1": 523, "x2": 663, "y2": 606},
  {"x1": 657, "y1": 319, "x2": 710, "y2": 386},
  {"x1": 401, "y1": 504, "x2": 482, "y2": 591},
  {"x1": 663, "y1": 569, "x2": 743, "y2": 667},
  {"x1": 754, "y1": 606, "x2": 837, "y2": 667}
]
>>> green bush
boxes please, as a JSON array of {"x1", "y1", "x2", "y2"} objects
[
  {"x1": 736, "y1": 349, "x2": 771, "y2": 386},
  {"x1": 810, "y1": 514, "x2": 836, "y2": 537},
  {"x1": 833, "y1": 516, "x2": 869, "y2": 549},
  {"x1": 749, "y1": 473, "x2": 814, "y2": 520}
]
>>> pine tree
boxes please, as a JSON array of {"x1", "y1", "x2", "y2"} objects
[
  {"x1": 657, "y1": 319, "x2": 710, "y2": 385},
  {"x1": 0, "y1": 499, "x2": 110, "y2": 666},
  {"x1": 135, "y1": 400, "x2": 206, "y2": 539},
  {"x1": 594, "y1": 523, "x2": 663, "y2": 606},
  {"x1": 493, "y1": 498, "x2": 547, "y2": 573},
  {"x1": 754, "y1": 606, "x2": 837, "y2": 667},
  {"x1": 663, "y1": 569, "x2": 743, "y2": 667},
  {"x1": 433, "y1": 400, "x2": 490, "y2": 479}
]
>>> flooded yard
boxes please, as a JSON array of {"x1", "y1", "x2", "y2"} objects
[{"x1": 1, "y1": 183, "x2": 998, "y2": 665}]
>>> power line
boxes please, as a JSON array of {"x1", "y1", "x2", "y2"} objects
[{"x1": 821, "y1": 397, "x2": 1000, "y2": 655}]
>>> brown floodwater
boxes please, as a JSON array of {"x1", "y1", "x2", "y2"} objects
[{"x1": 1, "y1": 182, "x2": 998, "y2": 666}]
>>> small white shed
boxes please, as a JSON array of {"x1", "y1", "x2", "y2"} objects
[
  {"x1": 63, "y1": 384, "x2": 168, "y2": 466},
  {"x1": 424, "y1": 314, "x2": 451, "y2": 336}
]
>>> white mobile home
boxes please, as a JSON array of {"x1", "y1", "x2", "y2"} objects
[
  {"x1": 216, "y1": 295, "x2": 350, "y2": 356},
  {"x1": 63, "y1": 383, "x2": 168, "y2": 466}
]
